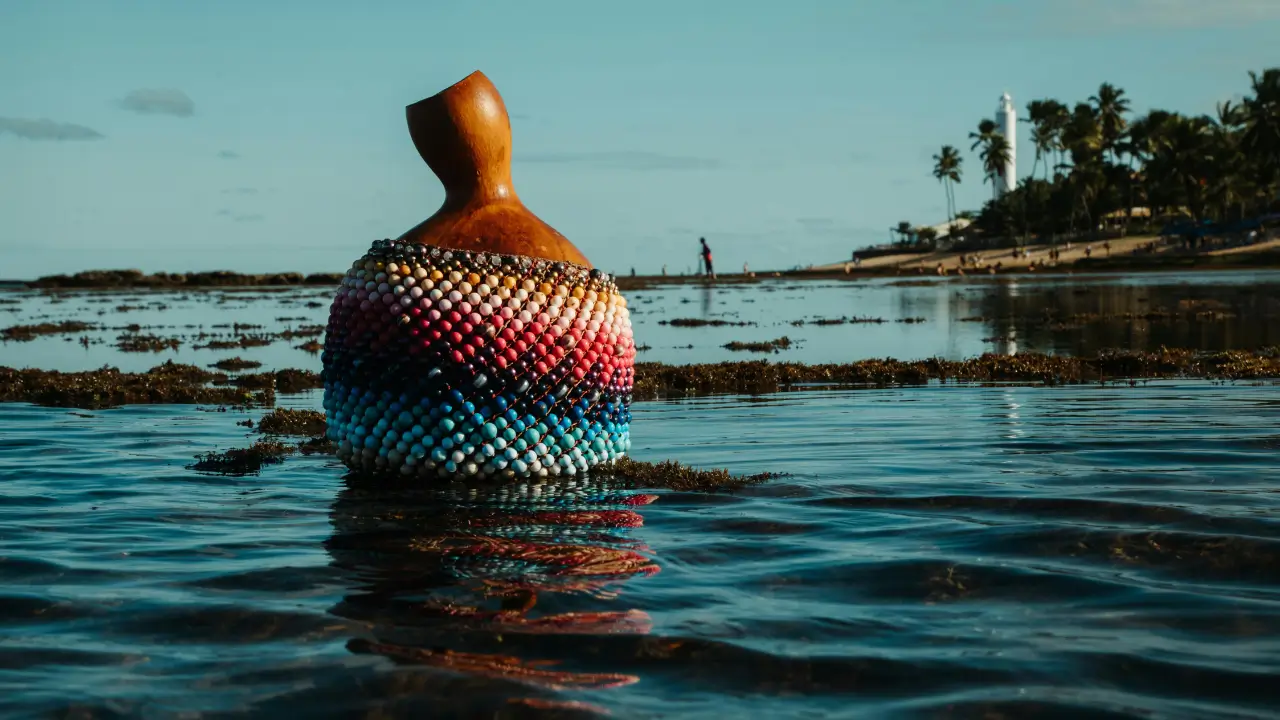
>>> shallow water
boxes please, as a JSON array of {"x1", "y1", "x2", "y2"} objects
[
  {"x1": 3, "y1": 382, "x2": 1279, "y2": 718},
  {"x1": 4, "y1": 270, "x2": 1280, "y2": 371}
]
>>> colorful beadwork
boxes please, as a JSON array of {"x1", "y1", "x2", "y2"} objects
[{"x1": 321, "y1": 239, "x2": 635, "y2": 480}]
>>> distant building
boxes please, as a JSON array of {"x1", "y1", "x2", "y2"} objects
[{"x1": 995, "y1": 92, "x2": 1017, "y2": 199}]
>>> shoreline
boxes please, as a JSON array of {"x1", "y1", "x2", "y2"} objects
[{"x1": 4, "y1": 240, "x2": 1280, "y2": 292}]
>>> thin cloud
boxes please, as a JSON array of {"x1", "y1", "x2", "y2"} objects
[
  {"x1": 1007, "y1": 0, "x2": 1280, "y2": 32},
  {"x1": 221, "y1": 187, "x2": 258, "y2": 195},
  {"x1": 216, "y1": 209, "x2": 264, "y2": 222},
  {"x1": 217, "y1": 150, "x2": 239, "y2": 159},
  {"x1": 119, "y1": 88, "x2": 195, "y2": 117},
  {"x1": 0, "y1": 117, "x2": 103, "y2": 141},
  {"x1": 797, "y1": 217, "x2": 880, "y2": 238},
  {"x1": 518, "y1": 150, "x2": 721, "y2": 171}
]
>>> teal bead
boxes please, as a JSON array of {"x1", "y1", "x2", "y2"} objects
[{"x1": 481, "y1": 422, "x2": 498, "y2": 439}]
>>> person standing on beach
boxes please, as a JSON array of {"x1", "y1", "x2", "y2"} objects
[{"x1": 699, "y1": 237, "x2": 715, "y2": 279}]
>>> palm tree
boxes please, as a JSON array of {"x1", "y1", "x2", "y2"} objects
[
  {"x1": 1026, "y1": 99, "x2": 1070, "y2": 178},
  {"x1": 1090, "y1": 83, "x2": 1131, "y2": 162},
  {"x1": 932, "y1": 145, "x2": 963, "y2": 224},
  {"x1": 893, "y1": 221, "x2": 914, "y2": 248},
  {"x1": 1241, "y1": 68, "x2": 1280, "y2": 203},
  {"x1": 980, "y1": 135, "x2": 1013, "y2": 189},
  {"x1": 970, "y1": 119, "x2": 1004, "y2": 190}
]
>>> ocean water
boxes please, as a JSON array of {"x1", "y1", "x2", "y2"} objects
[
  {"x1": 3, "y1": 384, "x2": 1279, "y2": 718},
  {"x1": 3, "y1": 270, "x2": 1280, "y2": 371},
  {"x1": 1, "y1": 272, "x2": 1279, "y2": 718}
]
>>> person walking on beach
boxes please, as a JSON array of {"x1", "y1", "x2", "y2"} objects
[{"x1": 699, "y1": 237, "x2": 715, "y2": 279}]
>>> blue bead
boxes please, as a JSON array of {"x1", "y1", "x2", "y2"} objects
[
  {"x1": 463, "y1": 401, "x2": 475, "y2": 413},
  {"x1": 495, "y1": 396, "x2": 509, "y2": 411}
]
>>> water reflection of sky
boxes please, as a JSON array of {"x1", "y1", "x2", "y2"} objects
[{"x1": 3, "y1": 270, "x2": 1280, "y2": 371}]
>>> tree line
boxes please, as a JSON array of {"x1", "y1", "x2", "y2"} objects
[{"x1": 913, "y1": 67, "x2": 1279, "y2": 248}]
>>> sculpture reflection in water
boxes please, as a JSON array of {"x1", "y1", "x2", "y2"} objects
[{"x1": 325, "y1": 474, "x2": 660, "y2": 698}]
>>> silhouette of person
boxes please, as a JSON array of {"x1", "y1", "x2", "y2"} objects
[{"x1": 699, "y1": 238, "x2": 715, "y2": 278}]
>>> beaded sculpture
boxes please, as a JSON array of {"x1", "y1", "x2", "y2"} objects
[{"x1": 322, "y1": 238, "x2": 636, "y2": 480}]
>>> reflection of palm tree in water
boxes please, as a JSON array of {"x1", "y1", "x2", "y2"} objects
[{"x1": 325, "y1": 477, "x2": 659, "y2": 696}]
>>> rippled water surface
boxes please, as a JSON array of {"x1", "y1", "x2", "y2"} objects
[
  {"x1": 3, "y1": 381, "x2": 1279, "y2": 718},
  {"x1": 4, "y1": 270, "x2": 1280, "y2": 371},
  {"x1": 3, "y1": 271, "x2": 1280, "y2": 717}
]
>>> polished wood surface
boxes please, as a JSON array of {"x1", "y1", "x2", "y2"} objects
[{"x1": 398, "y1": 71, "x2": 591, "y2": 267}]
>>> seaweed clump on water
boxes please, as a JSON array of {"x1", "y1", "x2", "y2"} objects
[
  {"x1": 601, "y1": 456, "x2": 781, "y2": 492},
  {"x1": 194, "y1": 335, "x2": 274, "y2": 350},
  {"x1": 115, "y1": 333, "x2": 181, "y2": 352},
  {"x1": 631, "y1": 348, "x2": 1280, "y2": 400},
  {"x1": 210, "y1": 357, "x2": 262, "y2": 371},
  {"x1": 217, "y1": 368, "x2": 323, "y2": 394},
  {"x1": 0, "y1": 361, "x2": 274, "y2": 409},
  {"x1": 30, "y1": 269, "x2": 346, "y2": 289},
  {"x1": 724, "y1": 337, "x2": 792, "y2": 353},
  {"x1": 2, "y1": 321, "x2": 96, "y2": 341},
  {"x1": 189, "y1": 440, "x2": 295, "y2": 475},
  {"x1": 658, "y1": 318, "x2": 756, "y2": 327},
  {"x1": 257, "y1": 408, "x2": 327, "y2": 436}
]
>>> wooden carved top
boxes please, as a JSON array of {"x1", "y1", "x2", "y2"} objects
[{"x1": 398, "y1": 71, "x2": 591, "y2": 267}]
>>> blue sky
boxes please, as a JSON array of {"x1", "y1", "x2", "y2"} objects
[{"x1": 2, "y1": 0, "x2": 1278, "y2": 279}]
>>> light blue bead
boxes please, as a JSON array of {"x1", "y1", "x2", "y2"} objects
[
  {"x1": 440, "y1": 418, "x2": 455, "y2": 432},
  {"x1": 512, "y1": 459, "x2": 528, "y2": 474},
  {"x1": 432, "y1": 447, "x2": 448, "y2": 463},
  {"x1": 481, "y1": 423, "x2": 498, "y2": 439}
]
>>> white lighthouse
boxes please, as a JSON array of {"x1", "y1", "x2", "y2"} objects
[{"x1": 994, "y1": 92, "x2": 1017, "y2": 198}]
